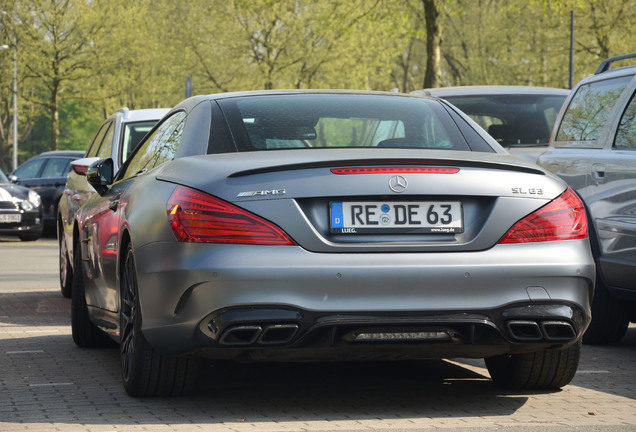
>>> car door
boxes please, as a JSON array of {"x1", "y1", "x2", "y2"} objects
[
  {"x1": 80, "y1": 112, "x2": 187, "y2": 313},
  {"x1": 545, "y1": 75, "x2": 634, "y2": 195},
  {"x1": 37, "y1": 156, "x2": 75, "y2": 219},
  {"x1": 587, "y1": 85, "x2": 636, "y2": 289},
  {"x1": 12, "y1": 157, "x2": 47, "y2": 200},
  {"x1": 11, "y1": 157, "x2": 46, "y2": 190}
]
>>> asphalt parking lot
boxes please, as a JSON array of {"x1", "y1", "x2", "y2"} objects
[{"x1": 1, "y1": 236, "x2": 635, "y2": 432}]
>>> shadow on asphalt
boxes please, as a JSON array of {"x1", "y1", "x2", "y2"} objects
[
  {"x1": 1, "y1": 259, "x2": 635, "y2": 427},
  {"x1": 2, "y1": 334, "x2": 530, "y2": 423}
]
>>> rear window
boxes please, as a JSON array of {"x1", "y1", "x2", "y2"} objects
[
  {"x1": 555, "y1": 76, "x2": 631, "y2": 148},
  {"x1": 442, "y1": 94, "x2": 566, "y2": 147},
  {"x1": 216, "y1": 94, "x2": 488, "y2": 153}
]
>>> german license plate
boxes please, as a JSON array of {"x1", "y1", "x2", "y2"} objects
[
  {"x1": 0, "y1": 214, "x2": 21, "y2": 223},
  {"x1": 330, "y1": 201, "x2": 463, "y2": 234}
]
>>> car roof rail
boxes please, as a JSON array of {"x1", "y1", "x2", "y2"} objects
[
  {"x1": 595, "y1": 53, "x2": 636, "y2": 74},
  {"x1": 114, "y1": 107, "x2": 131, "y2": 119}
]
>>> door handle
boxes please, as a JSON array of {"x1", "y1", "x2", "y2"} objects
[
  {"x1": 592, "y1": 164, "x2": 606, "y2": 184},
  {"x1": 108, "y1": 194, "x2": 121, "y2": 212},
  {"x1": 592, "y1": 171, "x2": 605, "y2": 179}
]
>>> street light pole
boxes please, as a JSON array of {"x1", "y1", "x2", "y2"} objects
[
  {"x1": 2, "y1": 11, "x2": 18, "y2": 171},
  {"x1": 11, "y1": 42, "x2": 17, "y2": 171}
]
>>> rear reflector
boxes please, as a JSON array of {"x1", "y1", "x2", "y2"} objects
[
  {"x1": 167, "y1": 186, "x2": 296, "y2": 245},
  {"x1": 498, "y1": 187, "x2": 587, "y2": 244},
  {"x1": 355, "y1": 331, "x2": 451, "y2": 341},
  {"x1": 331, "y1": 167, "x2": 459, "y2": 175}
]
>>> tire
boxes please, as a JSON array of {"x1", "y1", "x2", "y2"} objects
[
  {"x1": 583, "y1": 279, "x2": 629, "y2": 345},
  {"x1": 485, "y1": 340, "x2": 581, "y2": 390},
  {"x1": 120, "y1": 242, "x2": 200, "y2": 397},
  {"x1": 71, "y1": 237, "x2": 115, "y2": 348},
  {"x1": 59, "y1": 227, "x2": 73, "y2": 298},
  {"x1": 18, "y1": 231, "x2": 41, "y2": 241}
]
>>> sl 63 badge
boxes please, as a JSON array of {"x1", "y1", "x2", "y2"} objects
[{"x1": 511, "y1": 187, "x2": 543, "y2": 195}]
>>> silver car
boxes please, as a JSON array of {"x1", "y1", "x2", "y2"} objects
[
  {"x1": 58, "y1": 108, "x2": 168, "y2": 298},
  {"x1": 69, "y1": 91, "x2": 594, "y2": 396},
  {"x1": 538, "y1": 53, "x2": 636, "y2": 344}
]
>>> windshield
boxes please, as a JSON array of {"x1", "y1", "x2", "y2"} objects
[
  {"x1": 121, "y1": 121, "x2": 158, "y2": 163},
  {"x1": 443, "y1": 94, "x2": 567, "y2": 147},
  {"x1": 217, "y1": 94, "x2": 484, "y2": 152},
  {"x1": 0, "y1": 169, "x2": 8, "y2": 183}
]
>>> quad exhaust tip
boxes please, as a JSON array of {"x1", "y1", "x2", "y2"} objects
[
  {"x1": 506, "y1": 320, "x2": 576, "y2": 342},
  {"x1": 541, "y1": 321, "x2": 577, "y2": 340},
  {"x1": 218, "y1": 323, "x2": 299, "y2": 346},
  {"x1": 216, "y1": 319, "x2": 576, "y2": 346}
]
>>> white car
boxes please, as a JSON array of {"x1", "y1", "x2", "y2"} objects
[{"x1": 58, "y1": 107, "x2": 168, "y2": 298}]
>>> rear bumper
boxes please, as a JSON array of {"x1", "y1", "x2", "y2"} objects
[
  {"x1": 0, "y1": 209, "x2": 43, "y2": 236},
  {"x1": 187, "y1": 302, "x2": 587, "y2": 362},
  {"x1": 132, "y1": 239, "x2": 595, "y2": 359}
]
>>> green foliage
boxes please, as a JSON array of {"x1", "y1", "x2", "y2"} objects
[
  {"x1": 17, "y1": 111, "x2": 49, "y2": 160},
  {"x1": 59, "y1": 100, "x2": 102, "y2": 151},
  {"x1": 1, "y1": 0, "x2": 634, "y2": 167}
]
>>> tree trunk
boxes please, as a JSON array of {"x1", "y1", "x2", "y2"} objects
[
  {"x1": 50, "y1": 87, "x2": 59, "y2": 151},
  {"x1": 0, "y1": 120, "x2": 6, "y2": 171},
  {"x1": 422, "y1": 0, "x2": 442, "y2": 89}
]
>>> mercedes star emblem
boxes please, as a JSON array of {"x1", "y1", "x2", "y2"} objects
[{"x1": 389, "y1": 175, "x2": 408, "y2": 193}]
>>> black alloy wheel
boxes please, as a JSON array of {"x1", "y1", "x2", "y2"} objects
[
  {"x1": 120, "y1": 242, "x2": 200, "y2": 397},
  {"x1": 120, "y1": 244, "x2": 139, "y2": 390}
]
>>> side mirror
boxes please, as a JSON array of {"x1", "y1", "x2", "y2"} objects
[
  {"x1": 8, "y1": 174, "x2": 18, "y2": 183},
  {"x1": 86, "y1": 158, "x2": 114, "y2": 196}
]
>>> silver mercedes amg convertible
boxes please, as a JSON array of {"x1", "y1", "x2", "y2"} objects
[{"x1": 65, "y1": 91, "x2": 594, "y2": 396}]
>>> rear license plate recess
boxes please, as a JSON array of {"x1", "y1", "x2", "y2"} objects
[{"x1": 330, "y1": 200, "x2": 463, "y2": 234}]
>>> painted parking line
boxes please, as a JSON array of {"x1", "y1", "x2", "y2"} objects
[{"x1": 29, "y1": 382, "x2": 74, "y2": 387}]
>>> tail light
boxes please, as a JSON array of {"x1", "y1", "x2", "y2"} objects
[
  {"x1": 498, "y1": 187, "x2": 587, "y2": 244},
  {"x1": 71, "y1": 162, "x2": 89, "y2": 176},
  {"x1": 167, "y1": 186, "x2": 296, "y2": 245}
]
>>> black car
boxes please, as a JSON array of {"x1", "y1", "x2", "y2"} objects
[
  {"x1": 411, "y1": 86, "x2": 569, "y2": 162},
  {"x1": 9, "y1": 150, "x2": 85, "y2": 229},
  {"x1": 0, "y1": 168, "x2": 43, "y2": 241}
]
